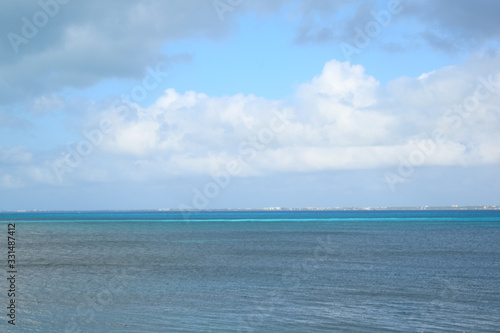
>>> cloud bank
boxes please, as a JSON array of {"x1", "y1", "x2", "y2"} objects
[{"x1": 1, "y1": 54, "x2": 496, "y2": 190}]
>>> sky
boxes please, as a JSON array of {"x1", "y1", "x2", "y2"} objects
[{"x1": 1, "y1": 0, "x2": 500, "y2": 210}]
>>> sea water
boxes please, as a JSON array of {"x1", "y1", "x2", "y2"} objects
[{"x1": 0, "y1": 210, "x2": 499, "y2": 332}]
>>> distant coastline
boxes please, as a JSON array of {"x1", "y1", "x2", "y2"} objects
[{"x1": 1, "y1": 205, "x2": 499, "y2": 213}]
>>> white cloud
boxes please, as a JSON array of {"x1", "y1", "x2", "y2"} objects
[
  {"x1": 297, "y1": 61, "x2": 381, "y2": 109},
  {"x1": 2, "y1": 56, "x2": 499, "y2": 188},
  {"x1": 54, "y1": 57, "x2": 496, "y2": 183}
]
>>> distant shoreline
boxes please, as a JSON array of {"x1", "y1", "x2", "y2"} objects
[{"x1": 1, "y1": 205, "x2": 499, "y2": 213}]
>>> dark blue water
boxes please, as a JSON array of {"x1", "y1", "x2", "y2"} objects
[{"x1": 1, "y1": 210, "x2": 499, "y2": 332}]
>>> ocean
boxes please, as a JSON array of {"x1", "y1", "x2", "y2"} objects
[{"x1": 0, "y1": 210, "x2": 499, "y2": 332}]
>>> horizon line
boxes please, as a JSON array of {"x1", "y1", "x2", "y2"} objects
[{"x1": 1, "y1": 205, "x2": 499, "y2": 213}]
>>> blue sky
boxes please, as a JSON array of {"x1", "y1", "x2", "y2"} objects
[{"x1": 1, "y1": 0, "x2": 500, "y2": 210}]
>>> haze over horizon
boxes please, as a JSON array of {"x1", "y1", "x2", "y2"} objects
[{"x1": 1, "y1": 0, "x2": 500, "y2": 210}]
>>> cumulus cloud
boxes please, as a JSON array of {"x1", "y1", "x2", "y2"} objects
[
  {"x1": 12, "y1": 56, "x2": 489, "y2": 187},
  {"x1": 1, "y1": 54, "x2": 499, "y2": 194}
]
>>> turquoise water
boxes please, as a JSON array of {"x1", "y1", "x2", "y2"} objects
[{"x1": 1, "y1": 210, "x2": 499, "y2": 332}]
